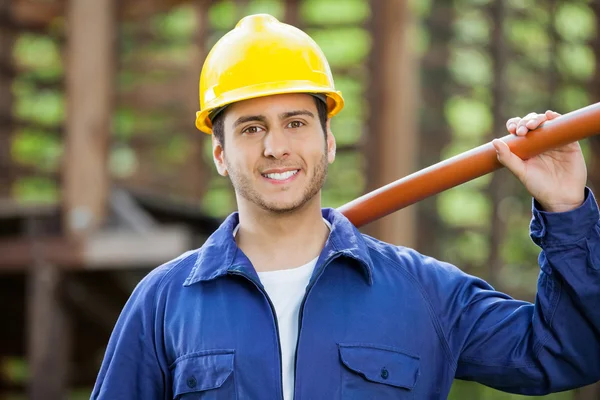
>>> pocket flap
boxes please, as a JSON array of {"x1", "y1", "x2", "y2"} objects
[
  {"x1": 339, "y1": 344, "x2": 420, "y2": 389},
  {"x1": 171, "y1": 350, "x2": 234, "y2": 396}
]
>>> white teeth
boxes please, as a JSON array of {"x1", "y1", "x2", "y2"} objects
[{"x1": 265, "y1": 170, "x2": 298, "y2": 180}]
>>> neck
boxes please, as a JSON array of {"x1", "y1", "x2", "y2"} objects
[{"x1": 235, "y1": 195, "x2": 329, "y2": 272}]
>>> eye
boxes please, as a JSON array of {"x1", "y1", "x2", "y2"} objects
[
  {"x1": 287, "y1": 120, "x2": 305, "y2": 129},
  {"x1": 242, "y1": 125, "x2": 264, "y2": 135}
]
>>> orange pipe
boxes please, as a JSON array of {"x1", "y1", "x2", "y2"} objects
[{"x1": 338, "y1": 102, "x2": 600, "y2": 228}]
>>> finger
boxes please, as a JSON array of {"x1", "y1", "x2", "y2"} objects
[
  {"x1": 492, "y1": 139, "x2": 526, "y2": 181},
  {"x1": 506, "y1": 117, "x2": 521, "y2": 134},
  {"x1": 525, "y1": 113, "x2": 548, "y2": 130},
  {"x1": 545, "y1": 110, "x2": 561, "y2": 120},
  {"x1": 516, "y1": 112, "x2": 539, "y2": 136}
]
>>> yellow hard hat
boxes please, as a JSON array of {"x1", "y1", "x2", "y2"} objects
[{"x1": 195, "y1": 14, "x2": 344, "y2": 134}]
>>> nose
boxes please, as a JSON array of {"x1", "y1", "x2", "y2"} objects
[{"x1": 263, "y1": 127, "x2": 290, "y2": 159}]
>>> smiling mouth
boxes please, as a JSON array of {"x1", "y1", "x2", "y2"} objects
[{"x1": 261, "y1": 170, "x2": 300, "y2": 181}]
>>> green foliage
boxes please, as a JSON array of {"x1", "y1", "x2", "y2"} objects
[
  {"x1": 450, "y1": 379, "x2": 572, "y2": 399},
  {"x1": 13, "y1": 34, "x2": 63, "y2": 79},
  {"x1": 246, "y1": 0, "x2": 285, "y2": 19},
  {"x1": 445, "y1": 96, "x2": 493, "y2": 140},
  {"x1": 438, "y1": 188, "x2": 491, "y2": 228},
  {"x1": 301, "y1": 0, "x2": 370, "y2": 25},
  {"x1": 13, "y1": 177, "x2": 58, "y2": 203},
  {"x1": 109, "y1": 145, "x2": 138, "y2": 178},
  {"x1": 506, "y1": 18, "x2": 550, "y2": 53},
  {"x1": 322, "y1": 152, "x2": 365, "y2": 208},
  {"x1": 13, "y1": 83, "x2": 64, "y2": 127},
  {"x1": 450, "y1": 47, "x2": 493, "y2": 86},
  {"x1": 555, "y1": 3, "x2": 596, "y2": 42},
  {"x1": 453, "y1": 10, "x2": 490, "y2": 44},
  {"x1": 441, "y1": 230, "x2": 490, "y2": 265},
  {"x1": 209, "y1": 0, "x2": 241, "y2": 30},
  {"x1": 556, "y1": 43, "x2": 596, "y2": 80},
  {"x1": 155, "y1": 5, "x2": 197, "y2": 39},
  {"x1": 556, "y1": 85, "x2": 590, "y2": 111},
  {"x1": 307, "y1": 28, "x2": 371, "y2": 68},
  {"x1": 12, "y1": 129, "x2": 61, "y2": 171}
]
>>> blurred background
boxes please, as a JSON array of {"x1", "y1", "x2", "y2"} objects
[{"x1": 0, "y1": 0, "x2": 599, "y2": 398}]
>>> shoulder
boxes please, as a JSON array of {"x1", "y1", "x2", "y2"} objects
[
  {"x1": 130, "y1": 249, "x2": 201, "y2": 302},
  {"x1": 361, "y1": 234, "x2": 478, "y2": 292}
]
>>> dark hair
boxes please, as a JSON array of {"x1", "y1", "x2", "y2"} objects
[{"x1": 212, "y1": 96, "x2": 328, "y2": 148}]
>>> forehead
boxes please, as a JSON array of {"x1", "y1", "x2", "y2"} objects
[{"x1": 224, "y1": 93, "x2": 317, "y2": 119}]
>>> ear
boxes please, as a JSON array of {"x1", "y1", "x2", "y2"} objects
[
  {"x1": 212, "y1": 135, "x2": 228, "y2": 176},
  {"x1": 326, "y1": 119, "x2": 336, "y2": 164}
]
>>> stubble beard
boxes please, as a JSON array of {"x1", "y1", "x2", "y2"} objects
[{"x1": 226, "y1": 152, "x2": 328, "y2": 215}]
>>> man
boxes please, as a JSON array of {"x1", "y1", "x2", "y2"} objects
[{"x1": 92, "y1": 14, "x2": 600, "y2": 399}]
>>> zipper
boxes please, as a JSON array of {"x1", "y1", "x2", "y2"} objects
[
  {"x1": 229, "y1": 270, "x2": 285, "y2": 400},
  {"x1": 293, "y1": 253, "x2": 343, "y2": 398}
]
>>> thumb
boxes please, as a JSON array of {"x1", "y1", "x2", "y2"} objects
[{"x1": 492, "y1": 139, "x2": 526, "y2": 181}]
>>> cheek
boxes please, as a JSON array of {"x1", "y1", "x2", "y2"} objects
[{"x1": 227, "y1": 147, "x2": 260, "y2": 170}]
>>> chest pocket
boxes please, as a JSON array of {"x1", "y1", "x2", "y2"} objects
[
  {"x1": 339, "y1": 344, "x2": 420, "y2": 399},
  {"x1": 171, "y1": 350, "x2": 236, "y2": 400}
]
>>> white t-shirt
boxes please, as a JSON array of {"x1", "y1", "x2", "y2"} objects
[
  {"x1": 258, "y1": 257, "x2": 318, "y2": 400},
  {"x1": 233, "y1": 219, "x2": 331, "y2": 400}
]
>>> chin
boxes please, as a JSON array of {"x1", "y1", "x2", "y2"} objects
[
  {"x1": 259, "y1": 195, "x2": 313, "y2": 214},
  {"x1": 262, "y1": 201, "x2": 304, "y2": 214}
]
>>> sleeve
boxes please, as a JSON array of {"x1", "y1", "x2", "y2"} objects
[
  {"x1": 434, "y1": 187, "x2": 600, "y2": 395},
  {"x1": 91, "y1": 269, "x2": 169, "y2": 400}
]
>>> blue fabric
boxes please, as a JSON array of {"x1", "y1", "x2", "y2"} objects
[{"x1": 92, "y1": 188, "x2": 600, "y2": 399}]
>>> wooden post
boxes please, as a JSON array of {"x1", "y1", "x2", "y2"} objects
[
  {"x1": 183, "y1": 1, "x2": 210, "y2": 201},
  {"x1": 27, "y1": 0, "x2": 117, "y2": 397},
  {"x1": 365, "y1": 0, "x2": 418, "y2": 246},
  {"x1": 26, "y1": 217, "x2": 71, "y2": 400},
  {"x1": 485, "y1": 0, "x2": 509, "y2": 288},
  {"x1": 0, "y1": 0, "x2": 13, "y2": 197},
  {"x1": 62, "y1": 0, "x2": 117, "y2": 236},
  {"x1": 284, "y1": 0, "x2": 300, "y2": 27},
  {"x1": 416, "y1": 0, "x2": 454, "y2": 258}
]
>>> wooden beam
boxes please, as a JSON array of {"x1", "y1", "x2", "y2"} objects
[
  {"x1": 63, "y1": 0, "x2": 117, "y2": 237},
  {"x1": 84, "y1": 226, "x2": 192, "y2": 269},
  {"x1": 120, "y1": 0, "x2": 193, "y2": 20},
  {"x1": 11, "y1": 0, "x2": 194, "y2": 27},
  {"x1": 0, "y1": 236, "x2": 81, "y2": 271},
  {"x1": 0, "y1": 200, "x2": 58, "y2": 218},
  {"x1": 117, "y1": 79, "x2": 193, "y2": 110},
  {"x1": 0, "y1": 226, "x2": 193, "y2": 271},
  {"x1": 11, "y1": 0, "x2": 64, "y2": 30},
  {"x1": 364, "y1": 0, "x2": 418, "y2": 246}
]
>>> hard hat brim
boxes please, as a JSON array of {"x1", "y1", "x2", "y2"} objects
[{"x1": 195, "y1": 81, "x2": 344, "y2": 134}]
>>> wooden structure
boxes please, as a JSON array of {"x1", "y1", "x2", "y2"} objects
[
  {"x1": 1, "y1": 0, "x2": 220, "y2": 397},
  {"x1": 0, "y1": 0, "x2": 417, "y2": 397}
]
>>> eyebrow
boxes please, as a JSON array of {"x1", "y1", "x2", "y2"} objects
[
  {"x1": 233, "y1": 115, "x2": 267, "y2": 128},
  {"x1": 279, "y1": 110, "x2": 315, "y2": 120},
  {"x1": 232, "y1": 110, "x2": 315, "y2": 128}
]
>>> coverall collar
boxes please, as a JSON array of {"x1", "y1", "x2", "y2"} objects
[{"x1": 183, "y1": 208, "x2": 374, "y2": 286}]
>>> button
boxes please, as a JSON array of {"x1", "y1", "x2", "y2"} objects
[
  {"x1": 187, "y1": 376, "x2": 197, "y2": 388},
  {"x1": 380, "y1": 367, "x2": 389, "y2": 380}
]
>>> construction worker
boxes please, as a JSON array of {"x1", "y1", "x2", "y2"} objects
[{"x1": 92, "y1": 14, "x2": 600, "y2": 399}]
